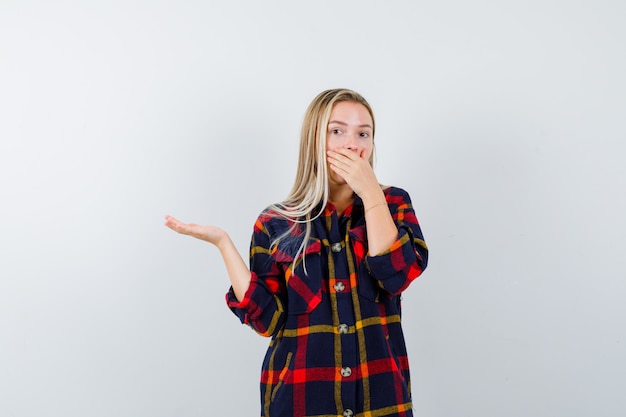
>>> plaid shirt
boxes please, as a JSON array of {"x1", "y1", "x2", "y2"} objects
[{"x1": 226, "y1": 186, "x2": 428, "y2": 417}]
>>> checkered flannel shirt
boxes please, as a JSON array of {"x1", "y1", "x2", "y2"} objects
[{"x1": 226, "y1": 186, "x2": 428, "y2": 417}]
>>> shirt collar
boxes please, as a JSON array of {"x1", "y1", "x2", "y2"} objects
[{"x1": 320, "y1": 193, "x2": 364, "y2": 218}]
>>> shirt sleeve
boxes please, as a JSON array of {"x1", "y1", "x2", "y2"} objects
[
  {"x1": 365, "y1": 187, "x2": 429, "y2": 295},
  {"x1": 225, "y1": 214, "x2": 287, "y2": 337}
]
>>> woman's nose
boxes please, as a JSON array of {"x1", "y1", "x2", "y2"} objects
[{"x1": 345, "y1": 134, "x2": 360, "y2": 151}]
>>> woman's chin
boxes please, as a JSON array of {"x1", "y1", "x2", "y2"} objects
[{"x1": 329, "y1": 173, "x2": 347, "y2": 186}]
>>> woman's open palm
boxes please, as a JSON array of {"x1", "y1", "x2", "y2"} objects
[{"x1": 164, "y1": 215, "x2": 227, "y2": 247}]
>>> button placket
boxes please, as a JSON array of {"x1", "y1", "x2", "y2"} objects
[{"x1": 325, "y1": 215, "x2": 357, "y2": 416}]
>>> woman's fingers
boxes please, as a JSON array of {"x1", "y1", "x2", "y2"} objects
[
  {"x1": 327, "y1": 149, "x2": 379, "y2": 197},
  {"x1": 164, "y1": 215, "x2": 179, "y2": 230},
  {"x1": 164, "y1": 215, "x2": 184, "y2": 232},
  {"x1": 164, "y1": 215, "x2": 196, "y2": 237},
  {"x1": 327, "y1": 149, "x2": 358, "y2": 165},
  {"x1": 327, "y1": 150, "x2": 358, "y2": 175},
  {"x1": 164, "y1": 215, "x2": 226, "y2": 246},
  {"x1": 328, "y1": 149, "x2": 368, "y2": 174}
]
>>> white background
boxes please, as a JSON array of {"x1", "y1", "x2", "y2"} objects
[{"x1": 1, "y1": 1, "x2": 625, "y2": 416}]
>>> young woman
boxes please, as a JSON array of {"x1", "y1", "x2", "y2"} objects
[{"x1": 165, "y1": 88, "x2": 428, "y2": 417}]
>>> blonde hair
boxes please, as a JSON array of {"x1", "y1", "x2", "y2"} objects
[{"x1": 270, "y1": 88, "x2": 376, "y2": 269}]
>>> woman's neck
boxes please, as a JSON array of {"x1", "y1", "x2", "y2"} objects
[{"x1": 329, "y1": 184, "x2": 354, "y2": 216}]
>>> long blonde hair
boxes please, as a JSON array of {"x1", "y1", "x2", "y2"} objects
[{"x1": 270, "y1": 88, "x2": 376, "y2": 267}]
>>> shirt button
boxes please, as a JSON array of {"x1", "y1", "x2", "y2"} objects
[
  {"x1": 343, "y1": 409, "x2": 354, "y2": 417},
  {"x1": 333, "y1": 282, "x2": 345, "y2": 292},
  {"x1": 338, "y1": 324, "x2": 349, "y2": 334},
  {"x1": 341, "y1": 367, "x2": 352, "y2": 377},
  {"x1": 331, "y1": 242, "x2": 342, "y2": 252}
]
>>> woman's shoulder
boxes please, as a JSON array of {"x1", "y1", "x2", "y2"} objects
[
  {"x1": 382, "y1": 185, "x2": 413, "y2": 202},
  {"x1": 253, "y1": 205, "x2": 296, "y2": 234}
]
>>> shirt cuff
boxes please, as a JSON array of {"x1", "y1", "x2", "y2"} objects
[
  {"x1": 225, "y1": 273, "x2": 261, "y2": 324},
  {"x1": 365, "y1": 228, "x2": 413, "y2": 281}
]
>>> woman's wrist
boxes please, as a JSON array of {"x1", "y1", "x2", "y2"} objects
[
  {"x1": 360, "y1": 187, "x2": 387, "y2": 210},
  {"x1": 215, "y1": 231, "x2": 232, "y2": 252},
  {"x1": 364, "y1": 201, "x2": 388, "y2": 214}
]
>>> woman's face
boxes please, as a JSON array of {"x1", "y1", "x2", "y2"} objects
[
  {"x1": 326, "y1": 100, "x2": 374, "y2": 160},
  {"x1": 325, "y1": 100, "x2": 374, "y2": 187}
]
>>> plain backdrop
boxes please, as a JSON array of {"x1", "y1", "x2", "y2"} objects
[{"x1": 1, "y1": 1, "x2": 625, "y2": 416}]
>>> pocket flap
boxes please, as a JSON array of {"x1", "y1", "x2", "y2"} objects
[{"x1": 272, "y1": 238, "x2": 321, "y2": 263}]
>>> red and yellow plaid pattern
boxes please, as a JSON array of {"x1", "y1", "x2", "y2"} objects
[{"x1": 227, "y1": 187, "x2": 428, "y2": 417}]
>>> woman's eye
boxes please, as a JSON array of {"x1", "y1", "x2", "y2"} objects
[
  {"x1": 331, "y1": 129, "x2": 341, "y2": 134},
  {"x1": 360, "y1": 132, "x2": 369, "y2": 138}
]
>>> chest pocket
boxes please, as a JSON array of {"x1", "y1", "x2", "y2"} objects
[{"x1": 273, "y1": 238, "x2": 323, "y2": 315}]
